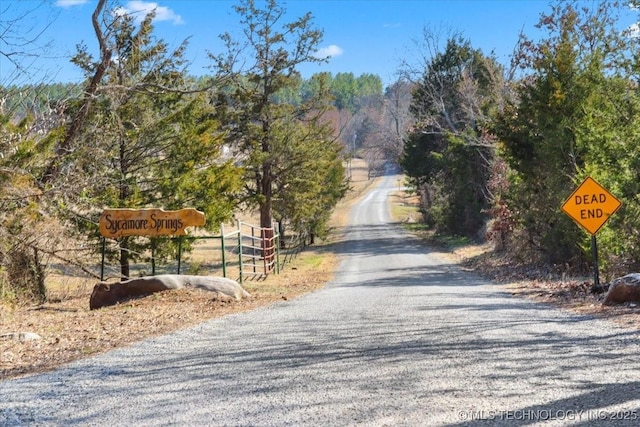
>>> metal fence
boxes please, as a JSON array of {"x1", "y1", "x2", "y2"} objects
[
  {"x1": 99, "y1": 221, "x2": 307, "y2": 284},
  {"x1": 220, "y1": 221, "x2": 279, "y2": 283}
]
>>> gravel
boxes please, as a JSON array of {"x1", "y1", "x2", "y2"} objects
[{"x1": 2, "y1": 172, "x2": 640, "y2": 426}]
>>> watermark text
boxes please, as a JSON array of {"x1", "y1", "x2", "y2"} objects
[{"x1": 457, "y1": 409, "x2": 638, "y2": 422}]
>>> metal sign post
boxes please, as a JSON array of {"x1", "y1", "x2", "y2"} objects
[{"x1": 591, "y1": 235, "x2": 599, "y2": 288}]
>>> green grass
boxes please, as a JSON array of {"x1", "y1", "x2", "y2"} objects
[
  {"x1": 299, "y1": 254, "x2": 324, "y2": 268},
  {"x1": 435, "y1": 234, "x2": 474, "y2": 250},
  {"x1": 403, "y1": 222, "x2": 430, "y2": 233},
  {"x1": 392, "y1": 204, "x2": 419, "y2": 220},
  {"x1": 388, "y1": 188, "x2": 475, "y2": 253}
]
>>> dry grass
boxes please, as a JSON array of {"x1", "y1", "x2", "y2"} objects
[
  {"x1": 389, "y1": 177, "x2": 422, "y2": 225},
  {"x1": 1, "y1": 159, "x2": 380, "y2": 380}
]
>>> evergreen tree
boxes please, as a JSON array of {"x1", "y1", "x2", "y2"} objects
[
  {"x1": 210, "y1": 0, "x2": 345, "y2": 246},
  {"x1": 56, "y1": 4, "x2": 241, "y2": 278},
  {"x1": 271, "y1": 74, "x2": 348, "y2": 241},
  {"x1": 494, "y1": 1, "x2": 640, "y2": 269},
  {"x1": 0, "y1": 113, "x2": 56, "y2": 302},
  {"x1": 402, "y1": 37, "x2": 502, "y2": 237}
]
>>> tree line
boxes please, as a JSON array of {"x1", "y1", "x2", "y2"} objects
[
  {"x1": 4, "y1": 0, "x2": 639, "y2": 302},
  {"x1": 402, "y1": 1, "x2": 640, "y2": 279},
  {"x1": 0, "y1": 0, "x2": 394, "y2": 302}
]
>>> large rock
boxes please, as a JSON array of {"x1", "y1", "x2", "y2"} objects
[
  {"x1": 90, "y1": 274, "x2": 251, "y2": 310},
  {"x1": 603, "y1": 273, "x2": 640, "y2": 305}
]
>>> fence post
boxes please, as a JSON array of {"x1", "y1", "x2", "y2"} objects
[
  {"x1": 251, "y1": 225, "x2": 257, "y2": 273},
  {"x1": 220, "y1": 223, "x2": 227, "y2": 278},
  {"x1": 237, "y1": 220, "x2": 243, "y2": 284},
  {"x1": 100, "y1": 237, "x2": 106, "y2": 281},
  {"x1": 177, "y1": 237, "x2": 183, "y2": 275},
  {"x1": 275, "y1": 226, "x2": 280, "y2": 274},
  {"x1": 151, "y1": 244, "x2": 156, "y2": 276}
]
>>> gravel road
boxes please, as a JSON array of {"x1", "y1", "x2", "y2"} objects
[{"x1": 3, "y1": 170, "x2": 640, "y2": 426}]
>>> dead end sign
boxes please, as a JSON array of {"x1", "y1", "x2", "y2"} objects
[{"x1": 561, "y1": 177, "x2": 621, "y2": 235}]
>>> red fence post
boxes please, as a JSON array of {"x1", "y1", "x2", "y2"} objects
[{"x1": 262, "y1": 226, "x2": 275, "y2": 273}]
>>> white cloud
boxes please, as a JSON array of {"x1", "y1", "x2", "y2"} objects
[
  {"x1": 314, "y1": 44, "x2": 344, "y2": 59},
  {"x1": 55, "y1": 0, "x2": 88, "y2": 7},
  {"x1": 627, "y1": 23, "x2": 640, "y2": 38},
  {"x1": 116, "y1": 1, "x2": 184, "y2": 25}
]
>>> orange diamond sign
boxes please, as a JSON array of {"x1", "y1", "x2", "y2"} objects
[{"x1": 561, "y1": 177, "x2": 621, "y2": 235}]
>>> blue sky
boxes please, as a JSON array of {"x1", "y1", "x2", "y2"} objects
[{"x1": 1, "y1": 0, "x2": 637, "y2": 88}]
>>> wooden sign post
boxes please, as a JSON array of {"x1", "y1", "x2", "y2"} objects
[{"x1": 98, "y1": 208, "x2": 206, "y2": 279}]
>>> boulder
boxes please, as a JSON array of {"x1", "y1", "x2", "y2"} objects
[
  {"x1": 90, "y1": 274, "x2": 251, "y2": 310},
  {"x1": 603, "y1": 273, "x2": 640, "y2": 305}
]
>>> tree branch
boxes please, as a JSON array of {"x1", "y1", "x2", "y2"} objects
[{"x1": 40, "y1": 0, "x2": 112, "y2": 186}]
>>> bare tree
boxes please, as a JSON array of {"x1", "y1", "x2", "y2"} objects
[
  {"x1": 0, "y1": 0, "x2": 67, "y2": 302},
  {"x1": 379, "y1": 80, "x2": 415, "y2": 161},
  {"x1": 398, "y1": 24, "x2": 462, "y2": 85},
  {"x1": 0, "y1": 0, "x2": 59, "y2": 88},
  {"x1": 40, "y1": 0, "x2": 112, "y2": 186}
]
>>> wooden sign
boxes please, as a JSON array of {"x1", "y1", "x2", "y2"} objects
[
  {"x1": 561, "y1": 177, "x2": 621, "y2": 235},
  {"x1": 99, "y1": 208, "x2": 206, "y2": 238}
]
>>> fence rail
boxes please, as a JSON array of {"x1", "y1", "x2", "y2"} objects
[
  {"x1": 99, "y1": 220, "x2": 303, "y2": 284},
  {"x1": 220, "y1": 221, "x2": 280, "y2": 282}
]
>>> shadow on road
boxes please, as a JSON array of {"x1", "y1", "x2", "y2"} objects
[{"x1": 44, "y1": 287, "x2": 640, "y2": 426}]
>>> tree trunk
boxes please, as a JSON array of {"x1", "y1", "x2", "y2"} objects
[
  {"x1": 278, "y1": 219, "x2": 286, "y2": 249},
  {"x1": 33, "y1": 247, "x2": 46, "y2": 301},
  {"x1": 120, "y1": 238, "x2": 130, "y2": 280}
]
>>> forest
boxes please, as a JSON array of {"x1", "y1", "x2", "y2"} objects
[{"x1": 2, "y1": 0, "x2": 640, "y2": 303}]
